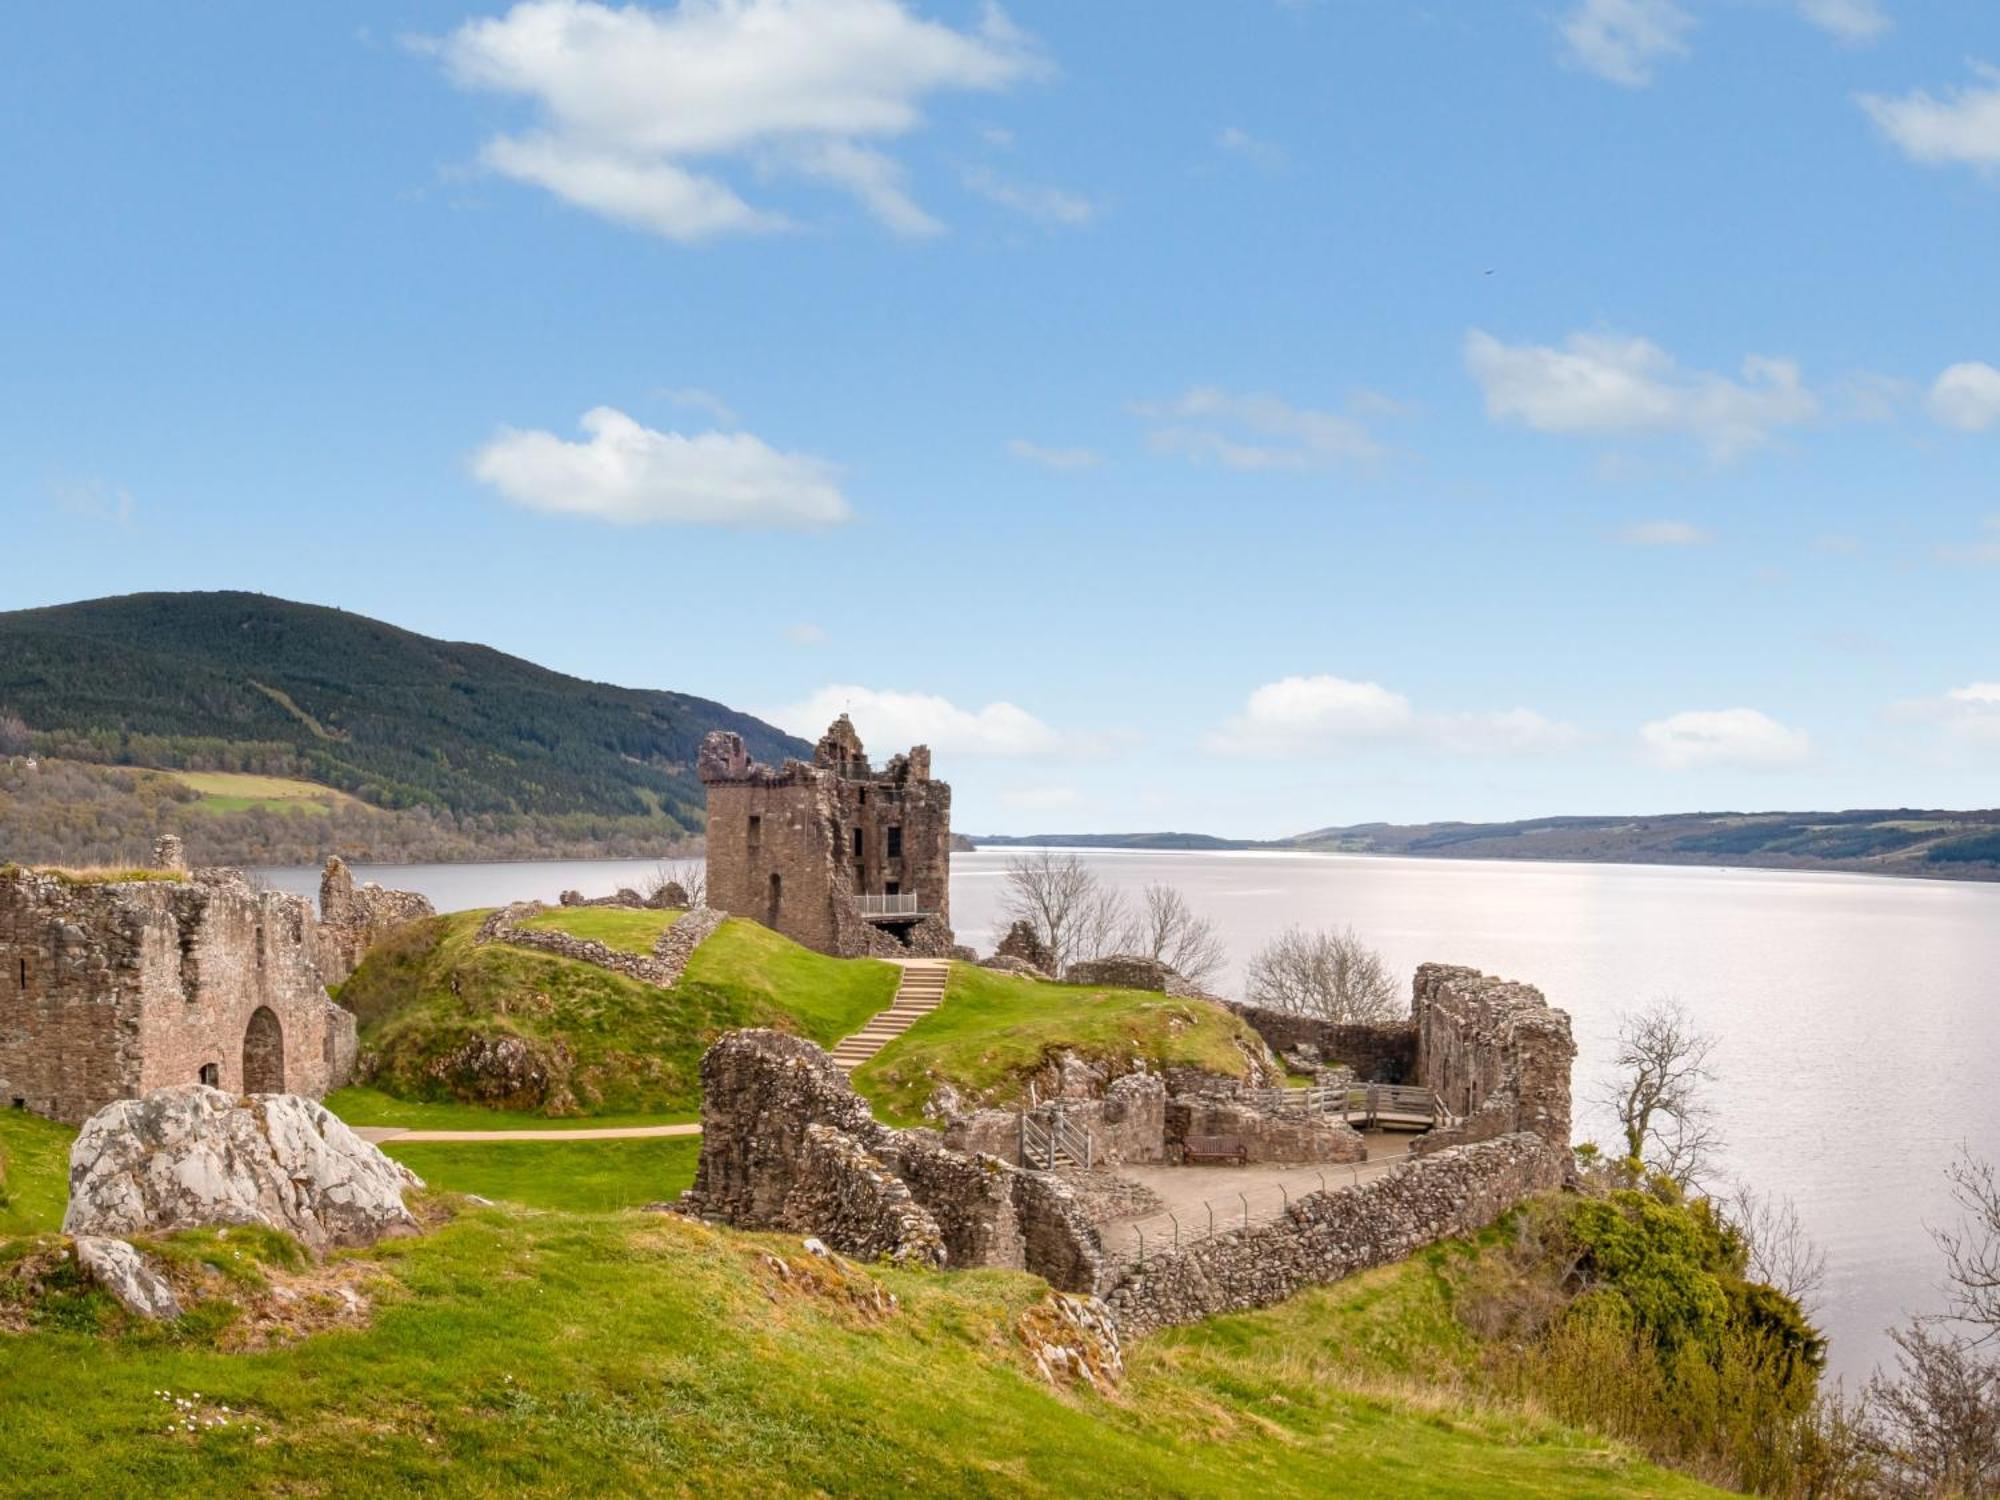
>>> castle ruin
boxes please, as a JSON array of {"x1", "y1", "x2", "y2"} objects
[{"x1": 699, "y1": 715, "x2": 954, "y2": 958}]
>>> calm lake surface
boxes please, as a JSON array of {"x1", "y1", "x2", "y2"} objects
[{"x1": 258, "y1": 847, "x2": 2000, "y2": 1381}]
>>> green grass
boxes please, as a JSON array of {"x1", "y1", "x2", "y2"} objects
[
  {"x1": 340, "y1": 913, "x2": 898, "y2": 1119},
  {"x1": 516, "y1": 905, "x2": 681, "y2": 955},
  {"x1": 853, "y1": 962, "x2": 1265, "y2": 1124},
  {"x1": 165, "y1": 769, "x2": 350, "y2": 817},
  {"x1": 324, "y1": 1087, "x2": 697, "y2": 1133},
  {"x1": 381, "y1": 1138, "x2": 700, "y2": 1213},
  {"x1": 0, "y1": 1110, "x2": 74, "y2": 1235},
  {"x1": 0, "y1": 1195, "x2": 1719, "y2": 1499}
]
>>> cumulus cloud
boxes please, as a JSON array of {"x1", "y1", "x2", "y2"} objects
[
  {"x1": 1558, "y1": 0, "x2": 1692, "y2": 87},
  {"x1": 1465, "y1": 328, "x2": 1818, "y2": 458},
  {"x1": 1797, "y1": 0, "x2": 1888, "y2": 44},
  {"x1": 774, "y1": 685, "x2": 1067, "y2": 757},
  {"x1": 1132, "y1": 388, "x2": 1385, "y2": 471},
  {"x1": 427, "y1": 0, "x2": 1039, "y2": 241},
  {"x1": 1889, "y1": 682, "x2": 2000, "y2": 751},
  {"x1": 1210, "y1": 675, "x2": 1579, "y2": 758},
  {"x1": 1639, "y1": 708, "x2": 1812, "y2": 770},
  {"x1": 1614, "y1": 518, "x2": 1712, "y2": 547},
  {"x1": 1927, "y1": 361, "x2": 2000, "y2": 431},
  {"x1": 1859, "y1": 65, "x2": 2000, "y2": 172},
  {"x1": 1007, "y1": 439, "x2": 1101, "y2": 471},
  {"x1": 471, "y1": 406, "x2": 851, "y2": 528}
]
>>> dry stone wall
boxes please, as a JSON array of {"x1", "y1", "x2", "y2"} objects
[
  {"x1": 1225, "y1": 1003, "x2": 1418, "y2": 1084},
  {"x1": 1103, "y1": 1132, "x2": 1567, "y2": 1334},
  {"x1": 1164, "y1": 1095, "x2": 1366, "y2": 1165},
  {"x1": 0, "y1": 866, "x2": 357, "y2": 1124},
  {"x1": 679, "y1": 1030, "x2": 1103, "y2": 1292},
  {"x1": 475, "y1": 902, "x2": 725, "y2": 989}
]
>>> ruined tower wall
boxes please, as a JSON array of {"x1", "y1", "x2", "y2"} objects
[
  {"x1": 703, "y1": 771, "x2": 849, "y2": 955},
  {"x1": 1412, "y1": 962, "x2": 1574, "y2": 1155},
  {"x1": 0, "y1": 869, "x2": 357, "y2": 1124}
]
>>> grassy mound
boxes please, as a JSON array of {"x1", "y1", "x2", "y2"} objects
[
  {"x1": 852, "y1": 963, "x2": 1268, "y2": 1124},
  {"x1": 340, "y1": 913, "x2": 898, "y2": 1118},
  {"x1": 0, "y1": 1188, "x2": 1716, "y2": 1498},
  {"x1": 515, "y1": 905, "x2": 681, "y2": 955}
]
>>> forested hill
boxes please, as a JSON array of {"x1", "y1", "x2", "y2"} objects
[{"x1": 0, "y1": 591, "x2": 806, "y2": 832}]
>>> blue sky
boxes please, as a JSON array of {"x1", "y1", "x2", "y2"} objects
[{"x1": 4, "y1": 0, "x2": 1998, "y2": 836}]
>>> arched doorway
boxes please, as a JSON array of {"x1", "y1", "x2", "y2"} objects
[{"x1": 242, "y1": 1006, "x2": 285, "y2": 1093}]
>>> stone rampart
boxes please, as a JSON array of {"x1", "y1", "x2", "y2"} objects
[
  {"x1": 1411, "y1": 963, "x2": 1574, "y2": 1155},
  {"x1": 1102, "y1": 1132, "x2": 1566, "y2": 1335},
  {"x1": 1224, "y1": 1003, "x2": 1418, "y2": 1084},
  {"x1": 475, "y1": 902, "x2": 725, "y2": 990},
  {"x1": 679, "y1": 1029, "x2": 1103, "y2": 1292},
  {"x1": 0, "y1": 866, "x2": 357, "y2": 1124}
]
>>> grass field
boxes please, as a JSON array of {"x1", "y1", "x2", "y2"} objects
[
  {"x1": 853, "y1": 962, "x2": 1263, "y2": 1124},
  {"x1": 516, "y1": 905, "x2": 680, "y2": 955},
  {"x1": 165, "y1": 770, "x2": 352, "y2": 816},
  {"x1": 380, "y1": 1138, "x2": 700, "y2": 1213},
  {"x1": 0, "y1": 1109, "x2": 74, "y2": 1235},
  {"x1": 324, "y1": 1087, "x2": 698, "y2": 1133}
]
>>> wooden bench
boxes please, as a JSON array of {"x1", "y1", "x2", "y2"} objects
[{"x1": 1181, "y1": 1134, "x2": 1248, "y2": 1166}]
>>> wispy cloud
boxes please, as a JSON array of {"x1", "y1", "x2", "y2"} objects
[
  {"x1": 1558, "y1": 0, "x2": 1692, "y2": 88},
  {"x1": 653, "y1": 386, "x2": 737, "y2": 426},
  {"x1": 1613, "y1": 518, "x2": 1712, "y2": 547},
  {"x1": 1007, "y1": 439, "x2": 1101, "y2": 472},
  {"x1": 1132, "y1": 388, "x2": 1386, "y2": 471},
  {"x1": 1859, "y1": 64, "x2": 2000, "y2": 173},
  {"x1": 961, "y1": 167, "x2": 1094, "y2": 226},
  {"x1": 1796, "y1": 0, "x2": 1889, "y2": 44},
  {"x1": 52, "y1": 476, "x2": 136, "y2": 528},
  {"x1": 783, "y1": 623, "x2": 828, "y2": 647},
  {"x1": 1936, "y1": 516, "x2": 2000, "y2": 566},
  {"x1": 1216, "y1": 126, "x2": 1286, "y2": 171}
]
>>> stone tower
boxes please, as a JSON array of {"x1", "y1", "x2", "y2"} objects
[{"x1": 698, "y1": 716, "x2": 954, "y2": 958}]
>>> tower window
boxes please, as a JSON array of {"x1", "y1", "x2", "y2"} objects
[
  {"x1": 852, "y1": 826, "x2": 864, "y2": 858},
  {"x1": 886, "y1": 825, "x2": 903, "y2": 859},
  {"x1": 747, "y1": 815, "x2": 762, "y2": 855}
]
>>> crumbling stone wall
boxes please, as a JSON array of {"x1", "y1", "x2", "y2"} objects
[
  {"x1": 699, "y1": 716, "x2": 953, "y2": 959},
  {"x1": 1103, "y1": 1132, "x2": 1567, "y2": 1334},
  {"x1": 992, "y1": 919, "x2": 1054, "y2": 977},
  {"x1": 0, "y1": 866, "x2": 357, "y2": 1124},
  {"x1": 1411, "y1": 963, "x2": 1574, "y2": 1155},
  {"x1": 1163, "y1": 1095, "x2": 1366, "y2": 1165},
  {"x1": 314, "y1": 856, "x2": 435, "y2": 987},
  {"x1": 944, "y1": 1072, "x2": 1170, "y2": 1167},
  {"x1": 1225, "y1": 1003, "x2": 1418, "y2": 1084},
  {"x1": 1063, "y1": 954, "x2": 1211, "y2": 998},
  {"x1": 679, "y1": 1029, "x2": 1102, "y2": 1292},
  {"x1": 474, "y1": 902, "x2": 725, "y2": 989}
]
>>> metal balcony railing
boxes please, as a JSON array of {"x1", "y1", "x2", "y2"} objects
[{"x1": 855, "y1": 892, "x2": 925, "y2": 916}]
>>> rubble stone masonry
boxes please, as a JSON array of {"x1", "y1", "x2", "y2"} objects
[
  {"x1": 1411, "y1": 962, "x2": 1575, "y2": 1155},
  {"x1": 0, "y1": 866, "x2": 357, "y2": 1124}
]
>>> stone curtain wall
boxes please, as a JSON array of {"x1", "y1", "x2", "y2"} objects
[
  {"x1": 1103, "y1": 1133, "x2": 1567, "y2": 1335},
  {"x1": 1224, "y1": 1002, "x2": 1419, "y2": 1084},
  {"x1": 315, "y1": 856, "x2": 436, "y2": 986},
  {"x1": 679, "y1": 1030, "x2": 1103, "y2": 1293},
  {"x1": 475, "y1": 902, "x2": 726, "y2": 989},
  {"x1": 698, "y1": 719, "x2": 954, "y2": 959},
  {"x1": 0, "y1": 867, "x2": 357, "y2": 1124},
  {"x1": 1410, "y1": 963, "x2": 1575, "y2": 1156}
]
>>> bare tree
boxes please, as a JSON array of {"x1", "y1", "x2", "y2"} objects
[
  {"x1": 996, "y1": 851, "x2": 1132, "y2": 974},
  {"x1": 647, "y1": 858, "x2": 706, "y2": 909},
  {"x1": 1864, "y1": 1325, "x2": 2000, "y2": 1498},
  {"x1": 1596, "y1": 998, "x2": 1723, "y2": 1189},
  {"x1": 1727, "y1": 1184, "x2": 1829, "y2": 1310},
  {"x1": 1935, "y1": 1147, "x2": 2000, "y2": 1342},
  {"x1": 0, "y1": 710, "x2": 29, "y2": 758},
  {"x1": 1244, "y1": 925, "x2": 1400, "y2": 1023},
  {"x1": 1126, "y1": 883, "x2": 1227, "y2": 988}
]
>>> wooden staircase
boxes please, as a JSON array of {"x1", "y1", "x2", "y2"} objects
[{"x1": 829, "y1": 959, "x2": 950, "y2": 1072}]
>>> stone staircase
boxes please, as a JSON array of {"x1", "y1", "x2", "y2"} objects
[{"x1": 829, "y1": 959, "x2": 950, "y2": 1072}]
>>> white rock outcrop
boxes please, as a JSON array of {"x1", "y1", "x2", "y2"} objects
[
  {"x1": 73, "y1": 1236, "x2": 183, "y2": 1321},
  {"x1": 63, "y1": 1086, "x2": 424, "y2": 1255}
]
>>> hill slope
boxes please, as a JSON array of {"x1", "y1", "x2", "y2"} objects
[{"x1": 0, "y1": 591, "x2": 806, "y2": 831}]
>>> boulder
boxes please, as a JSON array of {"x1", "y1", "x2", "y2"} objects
[
  {"x1": 74, "y1": 1236, "x2": 182, "y2": 1321},
  {"x1": 63, "y1": 1086, "x2": 424, "y2": 1255}
]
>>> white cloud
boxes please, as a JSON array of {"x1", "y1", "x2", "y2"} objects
[
  {"x1": 428, "y1": 0, "x2": 1039, "y2": 241},
  {"x1": 961, "y1": 168, "x2": 1094, "y2": 226},
  {"x1": 654, "y1": 386, "x2": 737, "y2": 425},
  {"x1": 1465, "y1": 328, "x2": 1818, "y2": 458},
  {"x1": 1558, "y1": 0, "x2": 1692, "y2": 88},
  {"x1": 1948, "y1": 682, "x2": 2000, "y2": 705},
  {"x1": 1210, "y1": 675, "x2": 1578, "y2": 758},
  {"x1": 472, "y1": 406, "x2": 850, "y2": 528},
  {"x1": 1132, "y1": 388, "x2": 1384, "y2": 471},
  {"x1": 783, "y1": 623, "x2": 828, "y2": 646},
  {"x1": 1936, "y1": 516, "x2": 2000, "y2": 566},
  {"x1": 1927, "y1": 361, "x2": 2000, "y2": 431},
  {"x1": 1614, "y1": 518, "x2": 1712, "y2": 547},
  {"x1": 52, "y1": 476, "x2": 136, "y2": 528},
  {"x1": 1859, "y1": 65, "x2": 2000, "y2": 172},
  {"x1": 1797, "y1": 0, "x2": 1888, "y2": 44},
  {"x1": 1890, "y1": 682, "x2": 2000, "y2": 751},
  {"x1": 1216, "y1": 126, "x2": 1286, "y2": 171},
  {"x1": 1639, "y1": 708, "x2": 1812, "y2": 770},
  {"x1": 1007, "y1": 439, "x2": 1101, "y2": 471},
  {"x1": 775, "y1": 685, "x2": 1066, "y2": 757}
]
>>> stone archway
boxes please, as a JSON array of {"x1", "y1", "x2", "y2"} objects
[{"x1": 242, "y1": 1006, "x2": 285, "y2": 1093}]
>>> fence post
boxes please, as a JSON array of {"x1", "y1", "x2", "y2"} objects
[
  {"x1": 1169, "y1": 1211, "x2": 1181, "y2": 1250},
  {"x1": 1135, "y1": 1225, "x2": 1144, "y2": 1266},
  {"x1": 1206, "y1": 1201, "x2": 1215, "y2": 1240},
  {"x1": 1239, "y1": 1192, "x2": 1250, "y2": 1231}
]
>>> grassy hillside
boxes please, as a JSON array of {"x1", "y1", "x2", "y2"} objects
[
  {"x1": 0, "y1": 590, "x2": 807, "y2": 836},
  {"x1": 853, "y1": 963, "x2": 1267, "y2": 1124},
  {"x1": 342, "y1": 914, "x2": 899, "y2": 1117},
  {"x1": 0, "y1": 1108, "x2": 1718, "y2": 1500}
]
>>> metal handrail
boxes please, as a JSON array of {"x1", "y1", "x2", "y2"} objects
[{"x1": 855, "y1": 893, "x2": 924, "y2": 916}]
